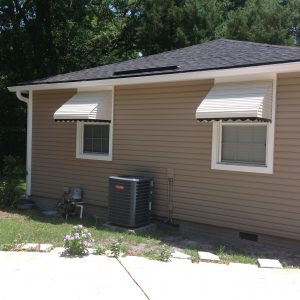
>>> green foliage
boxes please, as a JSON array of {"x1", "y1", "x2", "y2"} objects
[
  {"x1": 216, "y1": 244, "x2": 226, "y2": 256},
  {"x1": 0, "y1": 243, "x2": 15, "y2": 251},
  {"x1": 0, "y1": 156, "x2": 26, "y2": 208},
  {"x1": 1, "y1": 0, "x2": 300, "y2": 162},
  {"x1": 158, "y1": 244, "x2": 172, "y2": 262},
  {"x1": 94, "y1": 244, "x2": 106, "y2": 255},
  {"x1": 63, "y1": 225, "x2": 94, "y2": 256},
  {"x1": 217, "y1": 0, "x2": 300, "y2": 45},
  {"x1": 110, "y1": 240, "x2": 122, "y2": 258}
]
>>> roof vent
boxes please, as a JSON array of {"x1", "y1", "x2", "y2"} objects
[
  {"x1": 239, "y1": 232, "x2": 258, "y2": 242},
  {"x1": 113, "y1": 65, "x2": 179, "y2": 76}
]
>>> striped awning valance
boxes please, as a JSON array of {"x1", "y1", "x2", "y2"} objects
[
  {"x1": 196, "y1": 81, "x2": 273, "y2": 122},
  {"x1": 54, "y1": 91, "x2": 112, "y2": 122}
]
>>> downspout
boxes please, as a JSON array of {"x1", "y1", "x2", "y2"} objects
[{"x1": 16, "y1": 91, "x2": 32, "y2": 198}]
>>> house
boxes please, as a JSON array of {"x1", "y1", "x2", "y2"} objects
[{"x1": 8, "y1": 39, "x2": 300, "y2": 246}]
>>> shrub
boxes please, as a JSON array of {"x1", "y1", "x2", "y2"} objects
[
  {"x1": 0, "y1": 156, "x2": 26, "y2": 208},
  {"x1": 63, "y1": 225, "x2": 94, "y2": 256}
]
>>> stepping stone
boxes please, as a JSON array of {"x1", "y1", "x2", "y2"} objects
[
  {"x1": 198, "y1": 251, "x2": 220, "y2": 262},
  {"x1": 39, "y1": 244, "x2": 53, "y2": 252},
  {"x1": 257, "y1": 258, "x2": 282, "y2": 269},
  {"x1": 22, "y1": 243, "x2": 39, "y2": 251},
  {"x1": 171, "y1": 250, "x2": 191, "y2": 260}
]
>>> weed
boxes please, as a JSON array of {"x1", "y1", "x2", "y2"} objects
[
  {"x1": 216, "y1": 245, "x2": 226, "y2": 256},
  {"x1": 0, "y1": 243, "x2": 14, "y2": 251},
  {"x1": 94, "y1": 244, "x2": 106, "y2": 255},
  {"x1": 158, "y1": 244, "x2": 172, "y2": 262},
  {"x1": 110, "y1": 240, "x2": 122, "y2": 258}
]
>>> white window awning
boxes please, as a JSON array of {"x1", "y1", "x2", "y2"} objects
[
  {"x1": 196, "y1": 81, "x2": 273, "y2": 122},
  {"x1": 54, "y1": 91, "x2": 112, "y2": 122}
]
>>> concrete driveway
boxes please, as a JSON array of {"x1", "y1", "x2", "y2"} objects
[{"x1": 0, "y1": 251, "x2": 299, "y2": 300}]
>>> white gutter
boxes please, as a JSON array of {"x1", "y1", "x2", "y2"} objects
[
  {"x1": 16, "y1": 91, "x2": 32, "y2": 198},
  {"x1": 7, "y1": 61, "x2": 300, "y2": 92}
]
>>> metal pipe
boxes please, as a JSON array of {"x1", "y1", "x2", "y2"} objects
[
  {"x1": 16, "y1": 91, "x2": 29, "y2": 103},
  {"x1": 15, "y1": 90, "x2": 32, "y2": 197}
]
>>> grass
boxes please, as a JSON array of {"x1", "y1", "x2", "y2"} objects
[
  {"x1": 215, "y1": 245, "x2": 257, "y2": 265},
  {"x1": 0, "y1": 209, "x2": 297, "y2": 267},
  {"x1": 17, "y1": 180, "x2": 26, "y2": 193}
]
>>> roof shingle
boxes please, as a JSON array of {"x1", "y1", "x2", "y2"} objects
[{"x1": 17, "y1": 39, "x2": 300, "y2": 86}]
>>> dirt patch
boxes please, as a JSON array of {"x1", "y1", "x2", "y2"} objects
[{"x1": 0, "y1": 211, "x2": 11, "y2": 218}]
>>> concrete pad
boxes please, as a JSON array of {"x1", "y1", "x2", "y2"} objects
[
  {"x1": 171, "y1": 250, "x2": 191, "y2": 260},
  {"x1": 0, "y1": 252, "x2": 147, "y2": 300},
  {"x1": 50, "y1": 247, "x2": 65, "y2": 255},
  {"x1": 170, "y1": 257, "x2": 192, "y2": 264},
  {"x1": 258, "y1": 258, "x2": 283, "y2": 269},
  {"x1": 198, "y1": 251, "x2": 220, "y2": 262},
  {"x1": 229, "y1": 262, "x2": 258, "y2": 269},
  {"x1": 121, "y1": 256, "x2": 300, "y2": 300},
  {"x1": 1, "y1": 251, "x2": 300, "y2": 300}
]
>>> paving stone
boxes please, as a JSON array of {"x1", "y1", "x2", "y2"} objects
[
  {"x1": 39, "y1": 244, "x2": 53, "y2": 252},
  {"x1": 22, "y1": 243, "x2": 39, "y2": 251},
  {"x1": 171, "y1": 250, "x2": 191, "y2": 260},
  {"x1": 257, "y1": 259, "x2": 283, "y2": 269},
  {"x1": 198, "y1": 251, "x2": 220, "y2": 262}
]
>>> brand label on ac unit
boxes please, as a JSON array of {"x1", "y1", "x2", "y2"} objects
[{"x1": 115, "y1": 185, "x2": 125, "y2": 190}]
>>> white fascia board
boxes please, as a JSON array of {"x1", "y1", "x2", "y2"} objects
[{"x1": 7, "y1": 61, "x2": 300, "y2": 92}]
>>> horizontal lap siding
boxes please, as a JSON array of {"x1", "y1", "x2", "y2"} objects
[{"x1": 32, "y1": 75, "x2": 300, "y2": 240}]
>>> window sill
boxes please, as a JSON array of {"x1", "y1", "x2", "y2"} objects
[
  {"x1": 76, "y1": 153, "x2": 112, "y2": 161},
  {"x1": 211, "y1": 162, "x2": 273, "y2": 174}
]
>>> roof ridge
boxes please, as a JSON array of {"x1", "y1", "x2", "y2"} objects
[{"x1": 219, "y1": 38, "x2": 298, "y2": 49}]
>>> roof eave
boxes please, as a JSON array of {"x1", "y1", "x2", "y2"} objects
[{"x1": 7, "y1": 61, "x2": 300, "y2": 92}]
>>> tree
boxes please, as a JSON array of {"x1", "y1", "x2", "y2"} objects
[
  {"x1": 217, "y1": 0, "x2": 300, "y2": 45},
  {"x1": 0, "y1": 0, "x2": 300, "y2": 168}
]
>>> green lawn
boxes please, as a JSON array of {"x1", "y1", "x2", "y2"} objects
[
  {"x1": 0, "y1": 209, "x2": 171, "y2": 260},
  {"x1": 0, "y1": 209, "x2": 297, "y2": 267}
]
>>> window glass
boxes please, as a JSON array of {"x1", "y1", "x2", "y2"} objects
[
  {"x1": 83, "y1": 124, "x2": 109, "y2": 154},
  {"x1": 221, "y1": 125, "x2": 266, "y2": 165}
]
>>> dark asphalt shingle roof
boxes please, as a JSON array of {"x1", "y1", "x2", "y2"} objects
[{"x1": 17, "y1": 39, "x2": 300, "y2": 86}]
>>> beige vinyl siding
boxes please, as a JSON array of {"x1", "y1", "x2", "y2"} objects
[{"x1": 32, "y1": 75, "x2": 300, "y2": 240}]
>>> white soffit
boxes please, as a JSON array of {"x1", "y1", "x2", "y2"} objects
[
  {"x1": 196, "y1": 80, "x2": 273, "y2": 122},
  {"x1": 54, "y1": 91, "x2": 112, "y2": 122}
]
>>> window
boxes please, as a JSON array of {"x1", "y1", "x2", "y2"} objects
[
  {"x1": 211, "y1": 122, "x2": 274, "y2": 174},
  {"x1": 221, "y1": 125, "x2": 267, "y2": 165},
  {"x1": 76, "y1": 122, "x2": 112, "y2": 161},
  {"x1": 83, "y1": 124, "x2": 109, "y2": 154}
]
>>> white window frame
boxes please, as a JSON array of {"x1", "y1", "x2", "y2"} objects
[
  {"x1": 76, "y1": 87, "x2": 114, "y2": 161},
  {"x1": 76, "y1": 122, "x2": 112, "y2": 161},
  {"x1": 211, "y1": 75, "x2": 276, "y2": 174}
]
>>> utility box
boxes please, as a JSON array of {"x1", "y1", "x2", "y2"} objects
[{"x1": 108, "y1": 175, "x2": 154, "y2": 228}]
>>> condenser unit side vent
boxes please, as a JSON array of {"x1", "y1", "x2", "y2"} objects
[{"x1": 108, "y1": 175, "x2": 153, "y2": 228}]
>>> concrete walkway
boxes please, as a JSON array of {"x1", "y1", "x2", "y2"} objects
[{"x1": 1, "y1": 251, "x2": 300, "y2": 300}]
